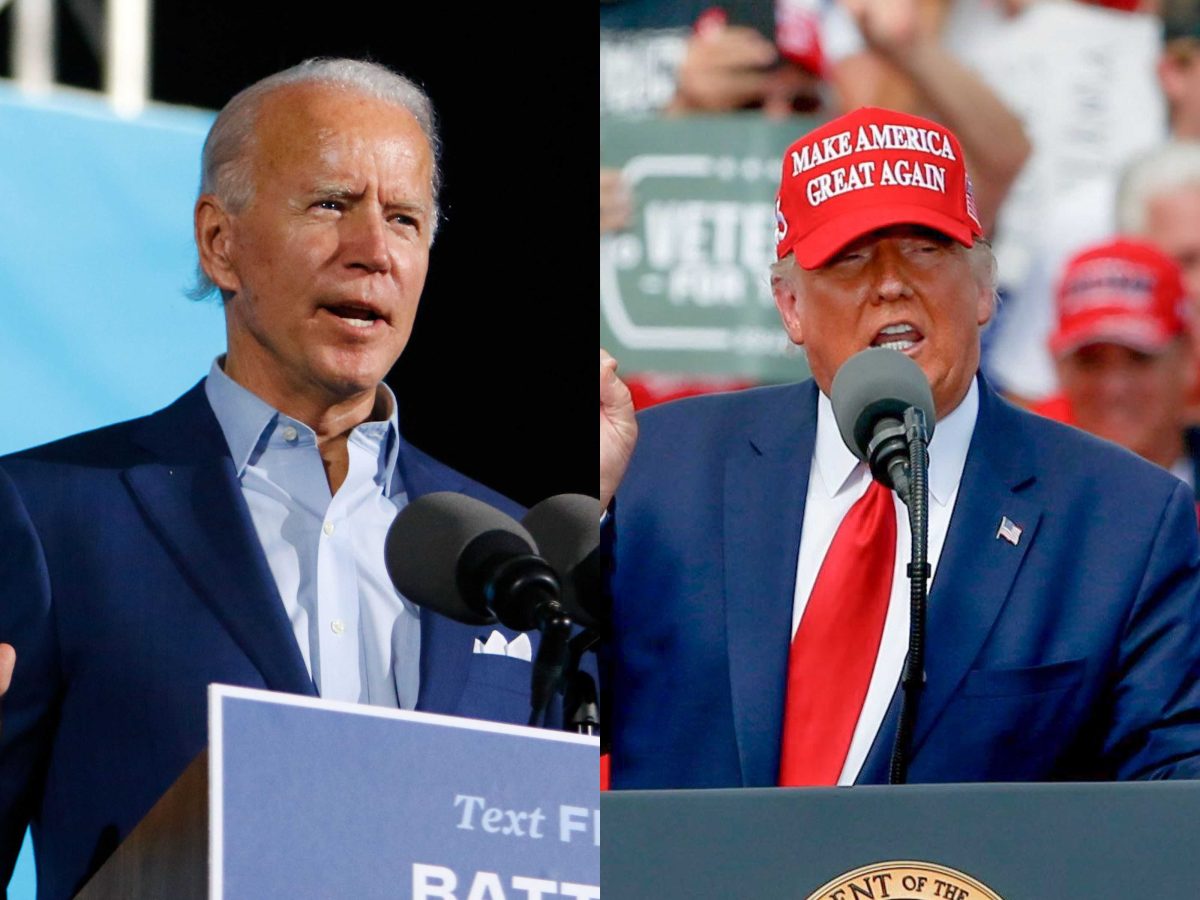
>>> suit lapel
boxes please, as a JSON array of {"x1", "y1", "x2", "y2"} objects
[
  {"x1": 122, "y1": 383, "x2": 316, "y2": 695},
  {"x1": 858, "y1": 378, "x2": 1042, "y2": 781},
  {"x1": 393, "y1": 435, "x2": 469, "y2": 501},
  {"x1": 395, "y1": 436, "x2": 484, "y2": 714},
  {"x1": 724, "y1": 382, "x2": 817, "y2": 785}
]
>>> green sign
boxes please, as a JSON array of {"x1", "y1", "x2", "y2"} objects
[{"x1": 600, "y1": 114, "x2": 821, "y2": 382}]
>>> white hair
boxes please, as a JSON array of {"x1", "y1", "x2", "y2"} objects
[
  {"x1": 190, "y1": 57, "x2": 441, "y2": 301},
  {"x1": 1116, "y1": 140, "x2": 1200, "y2": 234}
]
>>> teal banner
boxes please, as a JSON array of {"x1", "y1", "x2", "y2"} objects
[
  {"x1": 600, "y1": 114, "x2": 820, "y2": 382},
  {"x1": 0, "y1": 84, "x2": 223, "y2": 456}
]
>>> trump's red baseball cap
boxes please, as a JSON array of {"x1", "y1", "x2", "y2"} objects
[
  {"x1": 774, "y1": 107, "x2": 983, "y2": 267},
  {"x1": 1049, "y1": 237, "x2": 1188, "y2": 358}
]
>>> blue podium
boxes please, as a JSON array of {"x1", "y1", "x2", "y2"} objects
[{"x1": 78, "y1": 686, "x2": 599, "y2": 899}]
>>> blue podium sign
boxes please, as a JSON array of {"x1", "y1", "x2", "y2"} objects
[{"x1": 208, "y1": 685, "x2": 600, "y2": 900}]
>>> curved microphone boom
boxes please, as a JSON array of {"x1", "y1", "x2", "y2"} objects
[{"x1": 830, "y1": 347, "x2": 936, "y2": 504}]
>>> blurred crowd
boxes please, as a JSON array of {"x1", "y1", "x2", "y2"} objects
[{"x1": 601, "y1": 0, "x2": 1200, "y2": 501}]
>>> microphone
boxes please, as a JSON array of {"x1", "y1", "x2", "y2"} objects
[
  {"x1": 521, "y1": 494, "x2": 604, "y2": 634},
  {"x1": 830, "y1": 347, "x2": 936, "y2": 503},
  {"x1": 384, "y1": 492, "x2": 561, "y2": 633},
  {"x1": 385, "y1": 492, "x2": 575, "y2": 729},
  {"x1": 522, "y1": 494, "x2": 604, "y2": 735}
]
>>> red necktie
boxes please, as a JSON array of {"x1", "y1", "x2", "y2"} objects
[{"x1": 778, "y1": 479, "x2": 896, "y2": 786}]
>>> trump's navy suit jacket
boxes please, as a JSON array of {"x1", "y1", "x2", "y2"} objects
[
  {"x1": 0, "y1": 382, "x2": 538, "y2": 898},
  {"x1": 608, "y1": 376, "x2": 1200, "y2": 788}
]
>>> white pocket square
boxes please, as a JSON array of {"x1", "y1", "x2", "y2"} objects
[{"x1": 472, "y1": 630, "x2": 532, "y2": 662}]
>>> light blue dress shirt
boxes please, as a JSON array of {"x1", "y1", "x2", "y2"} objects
[{"x1": 204, "y1": 359, "x2": 420, "y2": 708}]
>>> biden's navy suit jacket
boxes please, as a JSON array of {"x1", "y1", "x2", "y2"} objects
[
  {"x1": 0, "y1": 381, "x2": 539, "y2": 898},
  {"x1": 608, "y1": 376, "x2": 1200, "y2": 788}
]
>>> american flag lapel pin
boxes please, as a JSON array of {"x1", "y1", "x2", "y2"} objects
[{"x1": 996, "y1": 516, "x2": 1022, "y2": 546}]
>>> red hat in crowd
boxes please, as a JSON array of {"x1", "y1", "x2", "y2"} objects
[
  {"x1": 775, "y1": 0, "x2": 824, "y2": 77},
  {"x1": 774, "y1": 106, "x2": 983, "y2": 267},
  {"x1": 1049, "y1": 238, "x2": 1187, "y2": 358},
  {"x1": 695, "y1": 2, "x2": 825, "y2": 77}
]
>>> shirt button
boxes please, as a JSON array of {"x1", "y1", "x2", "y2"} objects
[
  {"x1": 323, "y1": 521, "x2": 335, "y2": 536},
  {"x1": 331, "y1": 619, "x2": 345, "y2": 635},
  {"x1": 282, "y1": 425, "x2": 298, "y2": 442}
]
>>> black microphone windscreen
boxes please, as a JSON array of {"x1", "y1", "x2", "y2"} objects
[
  {"x1": 830, "y1": 347, "x2": 936, "y2": 461},
  {"x1": 522, "y1": 494, "x2": 602, "y2": 629},
  {"x1": 385, "y1": 492, "x2": 538, "y2": 625}
]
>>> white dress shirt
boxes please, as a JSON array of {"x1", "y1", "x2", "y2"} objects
[{"x1": 790, "y1": 378, "x2": 980, "y2": 784}]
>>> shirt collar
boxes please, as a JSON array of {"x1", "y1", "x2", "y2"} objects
[
  {"x1": 1170, "y1": 455, "x2": 1194, "y2": 489},
  {"x1": 814, "y1": 375, "x2": 980, "y2": 508},
  {"x1": 203, "y1": 357, "x2": 403, "y2": 491}
]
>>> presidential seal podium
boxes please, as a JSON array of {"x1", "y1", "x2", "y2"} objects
[
  {"x1": 602, "y1": 781, "x2": 1200, "y2": 899},
  {"x1": 78, "y1": 686, "x2": 599, "y2": 899}
]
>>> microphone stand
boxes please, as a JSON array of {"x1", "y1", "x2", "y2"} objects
[
  {"x1": 563, "y1": 631, "x2": 601, "y2": 737},
  {"x1": 474, "y1": 553, "x2": 602, "y2": 732},
  {"x1": 481, "y1": 555, "x2": 573, "y2": 729},
  {"x1": 530, "y1": 619, "x2": 603, "y2": 735},
  {"x1": 524, "y1": 593, "x2": 573, "y2": 730},
  {"x1": 889, "y1": 406, "x2": 930, "y2": 785}
]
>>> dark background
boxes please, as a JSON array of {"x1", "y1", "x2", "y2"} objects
[{"x1": 1, "y1": 1, "x2": 591, "y2": 508}]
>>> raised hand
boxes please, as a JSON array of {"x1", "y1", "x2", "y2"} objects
[{"x1": 600, "y1": 349, "x2": 638, "y2": 509}]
